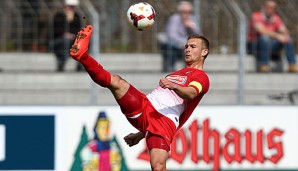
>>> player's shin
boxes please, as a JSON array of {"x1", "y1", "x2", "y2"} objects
[{"x1": 79, "y1": 53, "x2": 111, "y2": 87}]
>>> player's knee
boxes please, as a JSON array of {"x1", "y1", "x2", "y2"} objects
[
  {"x1": 110, "y1": 74, "x2": 128, "y2": 88},
  {"x1": 150, "y1": 161, "x2": 166, "y2": 171}
]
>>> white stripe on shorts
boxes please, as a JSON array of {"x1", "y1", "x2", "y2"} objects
[{"x1": 127, "y1": 112, "x2": 142, "y2": 119}]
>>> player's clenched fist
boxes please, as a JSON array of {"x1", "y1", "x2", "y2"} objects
[{"x1": 124, "y1": 132, "x2": 144, "y2": 147}]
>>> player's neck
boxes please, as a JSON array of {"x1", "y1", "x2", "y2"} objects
[{"x1": 186, "y1": 61, "x2": 204, "y2": 70}]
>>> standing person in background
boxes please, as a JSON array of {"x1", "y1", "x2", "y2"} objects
[
  {"x1": 52, "y1": 1, "x2": 83, "y2": 72},
  {"x1": 159, "y1": 1, "x2": 201, "y2": 72},
  {"x1": 248, "y1": 0, "x2": 298, "y2": 73}
]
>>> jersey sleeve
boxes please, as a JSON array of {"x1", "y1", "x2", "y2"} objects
[
  {"x1": 189, "y1": 81, "x2": 202, "y2": 95},
  {"x1": 188, "y1": 71, "x2": 210, "y2": 95}
]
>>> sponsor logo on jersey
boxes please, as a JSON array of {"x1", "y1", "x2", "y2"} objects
[{"x1": 166, "y1": 75, "x2": 187, "y2": 85}]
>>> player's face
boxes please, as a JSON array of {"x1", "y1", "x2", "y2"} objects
[{"x1": 184, "y1": 38, "x2": 205, "y2": 63}]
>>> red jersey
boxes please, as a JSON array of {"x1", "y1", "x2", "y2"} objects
[
  {"x1": 248, "y1": 11, "x2": 285, "y2": 41},
  {"x1": 147, "y1": 67, "x2": 210, "y2": 130}
]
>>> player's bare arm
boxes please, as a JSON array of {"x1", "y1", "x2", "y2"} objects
[
  {"x1": 124, "y1": 132, "x2": 145, "y2": 147},
  {"x1": 159, "y1": 78, "x2": 198, "y2": 100}
]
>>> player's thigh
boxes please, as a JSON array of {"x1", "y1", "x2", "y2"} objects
[{"x1": 150, "y1": 148, "x2": 168, "y2": 171}]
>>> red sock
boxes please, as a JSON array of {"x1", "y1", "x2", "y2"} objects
[{"x1": 79, "y1": 52, "x2": 111, "y2": 87}]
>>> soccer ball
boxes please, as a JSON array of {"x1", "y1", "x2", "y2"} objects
[{"x1": 126, "y1": 2, "x2": 156, "y2": 31}]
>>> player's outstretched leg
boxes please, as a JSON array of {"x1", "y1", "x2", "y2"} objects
[
  {"x1": 69, "y1": 24, "x2": 132, "y2": 96},
  {"x1": 69, "y1": 25, "x2": 111, "y2": 87}
]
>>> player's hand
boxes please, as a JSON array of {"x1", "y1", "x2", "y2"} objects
[
  {"x1": 159, "y1": 78, "x2": 177, "y2": 90},
  {"x1": 124, "y1": 132, "x2": 144, "y2": 147}
]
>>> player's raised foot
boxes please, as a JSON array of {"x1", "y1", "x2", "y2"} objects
[{"x1": 70, "y1": 25, "x2": 93, "y2": 61}]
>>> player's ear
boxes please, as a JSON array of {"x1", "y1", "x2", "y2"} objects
[{"x1": 201, "y1": 49, "x2": 209, "y2": 57}]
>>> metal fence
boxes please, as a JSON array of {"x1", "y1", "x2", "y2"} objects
[
  {"x1": 2, "y1": 0, "x2": 298, "y2": 53},
  {"x1": 0, "y1": 0, "x2": 298, "y2": 106}
]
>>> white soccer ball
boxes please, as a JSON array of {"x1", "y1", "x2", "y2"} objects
[{"x1": 126, "y1": 2, "x2": 156, "y2": 31}]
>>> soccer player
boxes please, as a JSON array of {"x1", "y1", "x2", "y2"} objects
[{"x1": 70, "y1": 25, "x2": 210, "y2": 171}]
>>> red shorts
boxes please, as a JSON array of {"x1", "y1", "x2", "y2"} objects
[
  {"x1": 146, "y1": 131, "x2": 170, "y2": 152},
  {"x1": 116, "y1": 85, "x2": 176, "y2": 151}
]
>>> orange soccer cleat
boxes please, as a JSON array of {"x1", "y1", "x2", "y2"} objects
[{"x1": 70, "y1": 25, "x2": 93, "y2": 61}]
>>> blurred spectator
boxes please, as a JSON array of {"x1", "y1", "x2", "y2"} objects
[
  {"x1": 158, "y1": 1, "x2": 201, "y2": 72},
  {"x1": 247, "y1": 0, "x2": 298, "y2": 73},
  {"x1": 51, "y1": 1, "x2": 83, "y2": 72}
]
